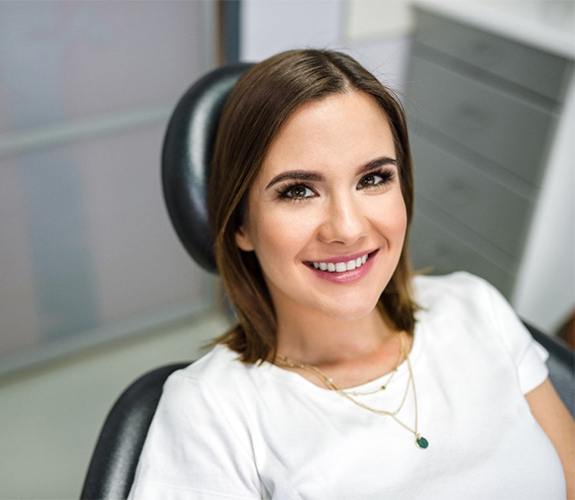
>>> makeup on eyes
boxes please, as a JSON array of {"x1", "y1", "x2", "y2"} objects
[
  {"x1": 274, "y1": 166, "x2": 396, "y2": 203},
  {"x1": 264, "y1": 156, "x2": 397, "y2": 190}
]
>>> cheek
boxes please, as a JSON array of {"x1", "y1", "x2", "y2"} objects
[
  {"x1": 371, "y1": 190, "x2": 408, "y2": 236},
  {"x1": 393, "y1": 198, "x2": 408, "y2": 233},
  {"x1": 253, "y1": 209, "x2": 315, "y2": 263}
]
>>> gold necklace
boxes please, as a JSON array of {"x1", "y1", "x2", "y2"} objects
[
  {"x1": 277, "y1": 332, "x2": 405, "y2": 397},
  {"x1": 343, "y1": 332, "x2": 404, "y2": 396},
  {"x1": 278, "y1": 332, "x2": 403, "y2": 397},
  {"x1": 276, "y1": 334, "x2": 410, "y2": 417},
  {"x1": 275, "y1": 332, "x2": 429, "y2": 449}
]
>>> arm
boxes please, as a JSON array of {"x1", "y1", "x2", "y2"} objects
[
  {"x1": 525, "y1": 378, "x2": 575, "y2": 500},
  {"x1": 475, "y1": 273, "x2": 573, "y2": 496}
]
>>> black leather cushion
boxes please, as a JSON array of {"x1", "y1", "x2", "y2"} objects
[
  {"x1": 161, "y1": 62, "x2": 253, "y2": 274},
  {"x1": 80, "y1": 362, "x2": 191, "y2": 500}
]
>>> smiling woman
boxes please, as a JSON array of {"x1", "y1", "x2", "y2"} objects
[
  {"x1": 207, "y1": 50, "x2": 418, "y2": 372},
  {"x1": 232, "y1": 89, "x2": 410, "y2": 368},
  {"x1": 127, "y1": 49, "x2": 573, "y2": 500}
]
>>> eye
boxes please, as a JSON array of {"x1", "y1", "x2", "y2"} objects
[
  {"x1": 275, "y1": 167, "x2": 396, "y2": 203},
  {"x1": 276, "y1": 183, "x2": 315, "y2": 202},
  {"x1": 358, "y1": 168, "x2": 395, "y2": 190}
]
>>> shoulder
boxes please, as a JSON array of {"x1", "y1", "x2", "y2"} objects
[
  {"x1": 132, "y1": 350, "x2": 263, "y2": 498},
  {"x1": 179, "y1": 342, "x2": 245, "y2": 378},
  {"x1": 163, "y1": 343, "x2": 254, "y2": 401},
  {"x1": 411, "y1": 270, "x2": 525, "y2": 345},
  {"x1": 153, "y1": 344, "x2": 257, "y2": 438},
  {"x1": 412, "y1": 270, "x2": 532, "y2": 345},
  {"x1": 412, "y1": 270, "x2": 494, "y2": 319},
  {"x1": 412, "y1": 271, "x2": 550, "y2": 394},
  {"x1": 412, "y1": 269, "x2": 489, "y2": 295}
]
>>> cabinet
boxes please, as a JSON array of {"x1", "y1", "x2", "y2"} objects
[{"x1": 406, "y1": 5, "x2": 573, "y2": 301}]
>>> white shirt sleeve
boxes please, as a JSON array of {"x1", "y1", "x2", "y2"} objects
[
  {"x1": 127, "y1": 370, "x2": 263, "y2": 500},
  {"x1": 479, "y1": 275, "x2": 550, "y2": 395}
]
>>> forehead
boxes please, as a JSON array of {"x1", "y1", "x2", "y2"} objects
[{"x1": 259, "y1": 90, "x2": 395, "y2": 179}]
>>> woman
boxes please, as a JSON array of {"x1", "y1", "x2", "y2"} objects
[{"x1": 128, "y1": 49, "x2": 573, "y2": 499}]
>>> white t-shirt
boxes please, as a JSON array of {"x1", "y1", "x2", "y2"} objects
[{"x1": 127, "y1": 272, "x2": 566, "y2": 499}]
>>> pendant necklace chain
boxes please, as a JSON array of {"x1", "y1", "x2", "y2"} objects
[{"x1": 275, "y1": 331, "x2": 429, "y2": 449}]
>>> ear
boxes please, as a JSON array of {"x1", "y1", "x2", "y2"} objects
[{"x1": 235, "y1": 225, "x2": 255, "y2": 252}]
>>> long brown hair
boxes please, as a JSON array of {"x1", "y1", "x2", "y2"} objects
[{"x1": 203, "y1": 48, "x2": 418, "y2": 365}]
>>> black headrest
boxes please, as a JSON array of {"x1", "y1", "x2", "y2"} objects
[{"x1": 161, "y1": 63, "x2": 253, "y2": 273}]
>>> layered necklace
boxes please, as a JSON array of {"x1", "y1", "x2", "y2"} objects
[{"x1": 275, "y1": 331, "x2": 429, "y2": 449}]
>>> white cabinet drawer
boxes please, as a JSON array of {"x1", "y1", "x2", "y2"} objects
[
  {"x1": 407, "y1": 55, "x2": 556, "y2": 186},
  {"x1": 414, "y1": 8, "x2": 572, "y2": 103},
  {"x1": 409, "y1": 208, "x2": 515, "y2": 296},
  {"x1": 411, "y1": 134, "x2": 533, "y2": 259}
]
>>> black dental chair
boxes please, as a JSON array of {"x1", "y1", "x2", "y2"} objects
[{"x1": 79, "y1": 63, "x2": 574, "y2": 500}]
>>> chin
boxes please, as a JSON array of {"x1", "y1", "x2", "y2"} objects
[{"x1": 317, "y1": 299, "x2": 379, "y2": 321}]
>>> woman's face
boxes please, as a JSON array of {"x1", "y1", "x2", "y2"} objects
[{"x1": 235, "y1": 90, "x2": 407, "y2": 321}]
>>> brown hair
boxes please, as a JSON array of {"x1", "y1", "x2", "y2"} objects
[{"x1": 203, "y1": 48, "x2": 419, "y2": 365}]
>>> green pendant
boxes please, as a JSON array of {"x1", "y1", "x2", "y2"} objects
[{"x1": 416, "y1": 436, "x2": 429, "y2": 449}]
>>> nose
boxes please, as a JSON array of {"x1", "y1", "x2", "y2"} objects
[{"x1": 317, "y1": 192, "x2": 368, "y2": 246}]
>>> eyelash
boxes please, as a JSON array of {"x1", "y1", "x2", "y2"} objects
[{"x1": 275, "y1": 168, "x2": 396, "y2": 203}]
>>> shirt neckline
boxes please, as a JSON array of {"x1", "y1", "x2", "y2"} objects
[{"x1": 260, "y1": 319, "x2": 424, "y2": 397}]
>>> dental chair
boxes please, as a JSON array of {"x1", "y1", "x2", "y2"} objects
[{"x1": 79, "y1": 63, "x2": 574, "y2": 500}]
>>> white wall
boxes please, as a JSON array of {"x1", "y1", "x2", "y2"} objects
[
  {"x1": 514, "y1": 74, "x2": 575, "y2": 333},
  {"x1": 241, "y1": 0, "x2": 413, "y2": 94}
]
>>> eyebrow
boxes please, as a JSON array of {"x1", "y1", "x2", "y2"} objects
[{"x1": 264, "y1": 156, "x2": 398, "y2": 190}]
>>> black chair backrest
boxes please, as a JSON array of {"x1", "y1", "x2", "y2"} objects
[
  {"x1": 161, "y1": 62, "x2": 252, "y2": 274},
  {"x1": 80, "y1": 362, "x2": 190, "y2": 500}
]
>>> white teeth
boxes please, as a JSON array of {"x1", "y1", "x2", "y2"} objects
[{"x1": 310, "y1": 253, "x2": 370, "y2": 273}]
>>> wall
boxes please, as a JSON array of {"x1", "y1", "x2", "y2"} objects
[
  {"x1": 241, "y1": 0, "x2": 414, "y2": 93},
  {"x1": 0, "y1": 0, "x2": 216, "y2": 373},
  {"x1": 514, "y1": 73, "x2": 575, "y2": 333}
]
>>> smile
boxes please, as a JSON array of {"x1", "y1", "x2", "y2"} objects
[
  {"x1": 304, "y1": 250, "x2": 378, "y2": 282},
  {"x1": 312, "y1": 254, "x2": 367, "y2": 273}
]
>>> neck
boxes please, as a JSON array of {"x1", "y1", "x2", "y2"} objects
[{"x1": 273, "y1": 301, "x2": 397, "y2": 368}]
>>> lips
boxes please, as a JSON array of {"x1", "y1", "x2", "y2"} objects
[
  {"x1": 303, "y1": 249, "x2": 379, "y2": 269},
  {"x1": 304, "y1": 248, "x2": 379, "y2": 283}
]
